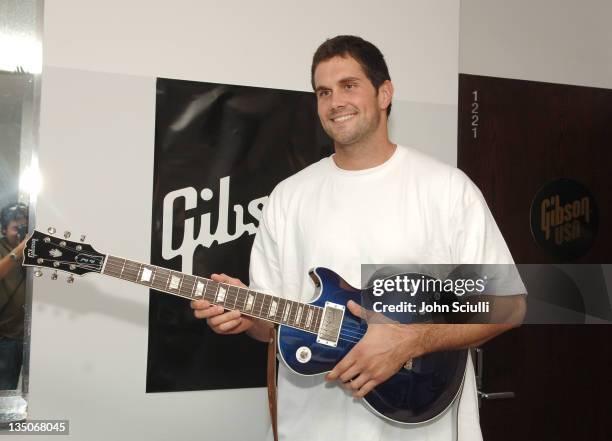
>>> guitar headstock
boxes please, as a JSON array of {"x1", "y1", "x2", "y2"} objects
[{"x1": 23, "y1": 229, "x2": 106, "y2": 278}]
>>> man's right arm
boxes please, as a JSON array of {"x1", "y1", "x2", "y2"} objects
[
  {"x1": 190, "y1": 272, "x2": 273, "y2": 343},
  {"x1": 191, "y1": 187, "x2": 283, "y2": 343}
]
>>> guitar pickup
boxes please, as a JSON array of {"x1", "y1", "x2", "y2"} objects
[{"x1": 316, "y1": 301, "x2": 345, "y2": 347}]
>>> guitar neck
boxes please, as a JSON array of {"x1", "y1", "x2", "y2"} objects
[{"x1": 102, "y1": 255, "x2": 323, "y2": 334}]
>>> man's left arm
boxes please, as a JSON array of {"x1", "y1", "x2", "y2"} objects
[{"x1": 326, "y1": 294, "x2": 525, "y2": 397}]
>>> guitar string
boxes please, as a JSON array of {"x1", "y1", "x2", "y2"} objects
[
  {"x1": 34, "y1": 241, "x2": 370, "y2": 344},
  {"x1": 104, "y1": 258, "x2": 333, "y2": 334},
  {"x1": 58, "y1": 250, "x2": 369, "y2": 341},
  {"x1": 339, "y1": 325, "x2": 368, "y2": 337},
  {"x1": 59, "y1": 255, "x2": 369, "y2": 343},
  {"x1": 105, "y1": 258, "x2": 371, "y2": 340},
  {"x1": 37, "y1": 241, "x2": 410, "y2": 328},
  {"x1": 339, "y1": 327, "x2": 366, "y2": 338},
  {"x1": 34, "y1": 241, "x2": 380, "y2": 346}
]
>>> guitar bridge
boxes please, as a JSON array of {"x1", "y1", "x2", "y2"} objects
[{"x1": 316, "y1": 301, "x2": 345, "y2": 347}]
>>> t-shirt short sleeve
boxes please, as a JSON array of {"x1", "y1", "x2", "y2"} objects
[
  {"x1": 248, "y1": 186, "x2": 283, "y2": 296},
  {"x1": 449, "y1": 169, "x2": 516, "y2": 265},
  {"x1": 449, "y1": 169, "x2": 526, "y2": 296}
]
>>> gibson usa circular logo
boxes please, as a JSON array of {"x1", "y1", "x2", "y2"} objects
[{"x1": 530, "y1": 178, "x2": 598, "y2": 260}]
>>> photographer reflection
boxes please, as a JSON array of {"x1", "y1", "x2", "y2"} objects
[{"x1": 0, "y1": 203, "x2": 28, "y2": 390}]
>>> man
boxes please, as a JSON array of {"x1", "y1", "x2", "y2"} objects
[
  {"x1": 0, "y1": 202, "x2": 28, "y2": 390},
  {"x1": 192, "y1": 36, "x2": 525, "y2": 440}
]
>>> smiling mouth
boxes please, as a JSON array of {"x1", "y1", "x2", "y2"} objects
[{"x1": 331, "y1": 113, "x2": 357, "y2": 123}]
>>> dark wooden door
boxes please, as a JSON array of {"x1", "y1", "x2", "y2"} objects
[{"x1": 458, "y1": 74, "x2": 612, "y2": 441}]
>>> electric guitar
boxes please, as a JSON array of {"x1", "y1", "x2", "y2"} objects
[{"x1": 23, "y1": 229, "x2": 468, "y2": 425}]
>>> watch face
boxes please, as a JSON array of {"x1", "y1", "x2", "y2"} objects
[{"x1": 530, "y1": 178, "x2": 599, "y2": 261}]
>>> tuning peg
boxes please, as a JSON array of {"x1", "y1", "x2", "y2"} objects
[
  {"x1": 80, "y1": 235, "x2": 86, "y2": 242},
  {"x1": 64, "y1": 231, "x2": 71, "y2": 239},
  {"x1": 47, "y1": 227, "x2": 56, "y2": 235},
  {"x1": 34, "y1": 269, "x2": 43, "y2": 277},
  {"x1": 51, "y1": 271, "x2": 58, "y2": 281},
  {"x1": 67, "y1": 275, "x2": 74, "y2": 284}
]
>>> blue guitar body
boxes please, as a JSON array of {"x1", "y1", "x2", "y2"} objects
[{"x1": 277, "y1": 267, "x2": 468, "y2": 425}]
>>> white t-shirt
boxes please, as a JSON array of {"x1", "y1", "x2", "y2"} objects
[{"x1": 249, "y1": 145, "x2": 516, "y2": 441}]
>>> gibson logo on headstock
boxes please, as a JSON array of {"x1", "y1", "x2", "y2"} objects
[
  {"x1": 27, "y1": 238, "x2": 37, "y2": 258},
  {"x1": 161, "y1": 175, "x2": 268, "y2": 274}
]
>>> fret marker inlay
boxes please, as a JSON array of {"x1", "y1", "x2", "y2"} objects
[
  {"x1": 246, "y1": 294, "x2": 254, "y2": 311},
  {"x1": 194, "y1": 281, "x2": 205, "y2": 297},
  {"x1": 216, "y1": 285, "x2": 227, "y2": 303},
  {"x1": 283, "y1": 303, "x2": 292, "y2": 322},
  {"x1": 169, "y1": 275, "x2": 180, "y2": 290},
  {"x1": 141, "y1": 267, "x2": 152, "y2": 282},
  {"x1": 306, "y1": 309, "x2": 313, "y2": 328},
  {"x1": 269, "y1": 300, "x2": 278, "y2": 317}
]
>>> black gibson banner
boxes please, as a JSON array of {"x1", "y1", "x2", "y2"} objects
[{"x1": 147, "y1": 78, "x2": 332, "y2": 392}]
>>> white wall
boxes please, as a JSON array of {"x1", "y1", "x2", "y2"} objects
[
  {"x1": 459, "y1": 0, "x2": 612, "y2": 89},
  {"x1": 24, "y1": 1, "x2": 460, "y2": 440}
]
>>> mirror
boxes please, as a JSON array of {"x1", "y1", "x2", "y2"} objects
[{"x1": 0, "y1": 0, "x2": 42, "y2": 423}]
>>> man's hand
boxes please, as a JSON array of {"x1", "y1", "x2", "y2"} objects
[
  {"x1": 325, "y1": 300, "x2": 424, "y2": 398},
  {"x1": 190, "y1": 273, "x2": 255, "y2": 335}
]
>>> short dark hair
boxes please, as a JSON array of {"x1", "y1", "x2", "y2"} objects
[
  {"x1": 311, "y1": 35, "x2": 392, "y2": 116},
  {"x1": 1, "y1": 203, "x2": 28, "y2": 231}
]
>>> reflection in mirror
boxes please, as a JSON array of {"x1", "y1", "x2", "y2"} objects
[
  {"x1": 0, "y1": 0, "x2": 43, "y2": 424},
  {"x1": 0, "y1": 202, "x2": 28, "y2": 387}
]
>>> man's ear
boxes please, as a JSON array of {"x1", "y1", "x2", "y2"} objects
[{"x1": 378, "y1": 80, "x2": 393, "y2": 112}]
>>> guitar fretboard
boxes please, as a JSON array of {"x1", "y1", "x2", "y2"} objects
[{"x1": 102, "y1": 255, "x2": 323, "y2": 334}]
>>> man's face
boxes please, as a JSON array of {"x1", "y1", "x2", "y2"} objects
[
  {"x1": 314, "y1": 55, "x2": 386, "y2": 146},
  {"x1": 3, "y1": 218, "x2": 27, "y2": 248}
]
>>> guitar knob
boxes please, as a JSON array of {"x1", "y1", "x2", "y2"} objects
[
  {"x1": 51, "y1": 271, "x2": 58, "y2": 281},
  {"x1": 47, "y1": 227, "x2": 56, "y2": 235},
  {"x1": 80, "y1": 235, "x2": 86, "y2": 242},
  {"x1": 296, "y1": 346, "x2": 312, "y2": 364},
  {"x1": 64, "y1": 231, "x2": 71, "y2": 239},
  {"x1": 67, "y1": 275, "x2": 74, "y2": 284},
  {"x1": 34, "y1": 269, "x2": 43, "y2": 277}
]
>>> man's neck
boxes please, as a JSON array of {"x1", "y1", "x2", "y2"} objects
[{"x1": 332, "y1": 137, "x2": 397, "y2": 171}]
